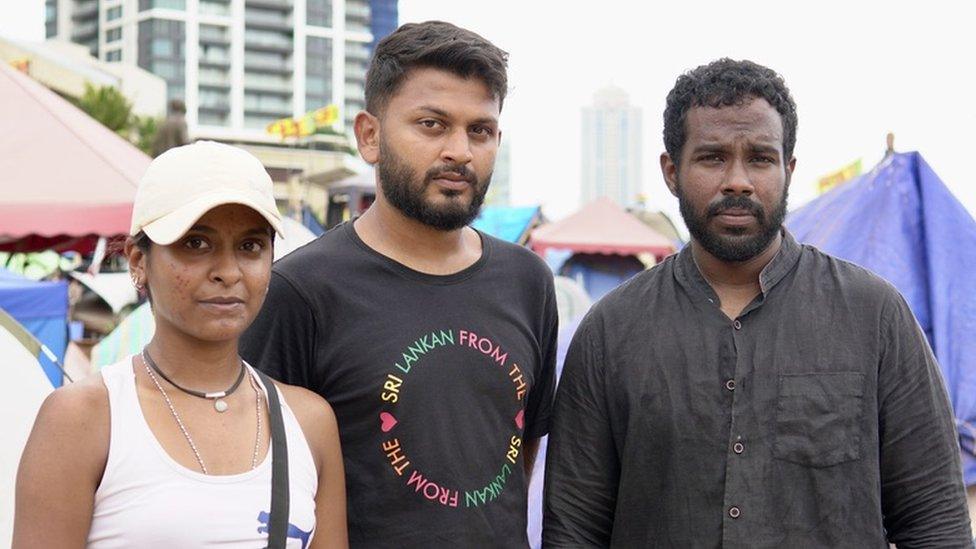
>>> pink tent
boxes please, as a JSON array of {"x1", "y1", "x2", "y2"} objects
[
  {"x1": 530, "y1": 197, "x2": 676, "y2": 260},
  {"x1": 0, "y1": 62, "x2": 148, "y2": 252}
]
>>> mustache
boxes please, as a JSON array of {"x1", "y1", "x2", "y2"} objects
[
  {"x1": 425, "y1": 164, "x2": 477, "y2": 185},
  {"x1": 706, "y1": 195, "x2": 765, "y2": 219}
]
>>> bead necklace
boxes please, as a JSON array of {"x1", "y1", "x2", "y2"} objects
[{"x1": 143, "y1": 358, "x2": 262, "y2": 475}]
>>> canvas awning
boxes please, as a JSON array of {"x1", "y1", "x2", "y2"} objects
[
  {"x1": 530, "y1": 197, "x2": 676, "y2": 259},
  {"x1": 0, "y1": 62, "x2": 148, "y2": 251}
]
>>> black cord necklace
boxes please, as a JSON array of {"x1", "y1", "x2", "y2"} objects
[{"x1": 142, "y1": 348, "x2": 246, "y2": 413}]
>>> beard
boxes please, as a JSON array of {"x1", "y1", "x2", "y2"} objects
[
  {"x1": 377, "y1": 138, "x2": 491, "y2": 231},
  {"x1": 678, "y1": 179, "x2": 789, "y2": 263}
]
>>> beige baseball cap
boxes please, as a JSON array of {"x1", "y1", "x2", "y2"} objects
[{"x1": 130, "y1": 141, "x2": 283, "y2": 245}]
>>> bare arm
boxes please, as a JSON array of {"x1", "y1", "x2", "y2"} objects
[
  {"x1": 283, "y1": 385, "x2": 348, "y2": 549},
  {"x1": 13, "y1": 377, "x2": 110, "y2": 549}
]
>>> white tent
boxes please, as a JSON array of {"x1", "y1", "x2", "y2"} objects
[{"x1": 0, "y1": 308, "x2": 53, "y2": 546}]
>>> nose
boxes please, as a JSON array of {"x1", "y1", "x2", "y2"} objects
[
  {"x1": 440, "y1": 128, "x2": 474, "y2": 166},
  {"x1": 721, "y1": 158, "x2": 755, "y2": 196},
  {"x1": 210, "y1": 247, "x2": 243, "y2": 286}
]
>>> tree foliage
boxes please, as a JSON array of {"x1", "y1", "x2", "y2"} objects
[{"x1": 74, "y1": 83, "x2": 160, "y2": 155}]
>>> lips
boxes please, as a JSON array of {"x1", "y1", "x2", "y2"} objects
[{"x1": 199, "y1": 296, "x2": 245, "y2": 313}]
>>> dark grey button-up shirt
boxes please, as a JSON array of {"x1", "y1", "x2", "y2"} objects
[{"x1": 543, "y1": 231, "x2": 971, "y2": 548}]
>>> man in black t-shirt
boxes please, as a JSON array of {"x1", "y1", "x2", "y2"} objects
[{"x1": 241, "y1": 21, "x2": 557, "y2": 548}]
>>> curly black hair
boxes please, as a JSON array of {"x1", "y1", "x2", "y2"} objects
[
  {"x1": 365, "y1": 21, "x2": 509, "y2": 115},
  {"x1": 663, "y1": 58, "x2": 797, "y2": 164}
]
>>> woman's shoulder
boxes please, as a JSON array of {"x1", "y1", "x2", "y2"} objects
[
  {"x1": 275, "y1": 382, "x2": 336, "y2": 429},
  {"x1": 38, "y1": 372, "x2": 110, "y2": 428},
  {"x1": 273, "y1": 382, "x2": 339, "y2": 471}
]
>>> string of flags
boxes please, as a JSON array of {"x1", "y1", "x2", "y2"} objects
[{"x1": 265, "y1": 104, "x2": 339, "y2": 138}]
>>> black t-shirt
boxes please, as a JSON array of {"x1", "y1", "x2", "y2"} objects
[{"x1": 240, "y1": 222, "x2": 558, "y2": 548}]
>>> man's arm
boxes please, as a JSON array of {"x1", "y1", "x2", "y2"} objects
[
  {"x1": 878, "y1": 291, "x2": 972, "y2": 546},
  {"x1": 543, "y1": 318, "x2": 619, "y2": 548},
  {"x1": 523, "y1": 436, "x2": 540, "y2": 480},
  {"x1": 240, "y1": 271, "x2": 318, "y2": 389}
]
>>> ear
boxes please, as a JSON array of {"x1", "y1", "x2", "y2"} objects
[
  {"x1": 124, "y1": 237, "x2": 148, "y2": 289},
  {"x1": 354, "y1": 110, "x2": 381, "y2": 165},
  {"x1": 660, "y1": 152, "x2": 679, "y2": 198},
  {"x1": 785, "y1": 156, "x2": 797, "y2": 190}
]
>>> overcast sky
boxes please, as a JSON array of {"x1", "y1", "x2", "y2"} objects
[{"x1": 4, "y1": 1, "x2": 975, "y2": 224}]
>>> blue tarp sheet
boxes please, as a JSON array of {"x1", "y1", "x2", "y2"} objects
[
  {"x1": 787, "y1": 152, "x2": 976, "y2": 485},
  {"x1": 0, "y1": 267, "x2": 68, "y2": 387},
  {"x1": 472, "y1": 206, "x2": 540, "y2": 243}
]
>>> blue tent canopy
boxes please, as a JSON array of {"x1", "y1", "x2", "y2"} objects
[
  {"x1": 0, "y1": 267, "x2": 68, "y2": 387},
  {"x1": 787, "y1": 152, "x2": 976, "y2": 484},
  {"x1": 472, "y1": 206, "x2": 541, "y2": 244}
]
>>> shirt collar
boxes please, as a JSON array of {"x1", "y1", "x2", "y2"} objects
[{"x1": 675, "y1": 229, "x2": 803, "y2": 302}]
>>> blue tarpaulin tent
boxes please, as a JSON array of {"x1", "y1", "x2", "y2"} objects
[
  {"x1": 0, "y1": 267, "x2": 68, "y2": 387},
  {"x1": 472, "y1": 206, "x2": 541, "y2": 244},
  {"x1": 787, "y1": 151, "x2": 976, "y2": 485}
]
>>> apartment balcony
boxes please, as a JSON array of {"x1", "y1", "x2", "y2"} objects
[
  {"x1": 199, "y1": 54, "x2": 231, "y2": 67},
  {"x1": 198, "y1": 75, "x2": 231, "y2": 88},
  {"x1": 244, "y1": 0, "x2": 292, "y2": 12},
  {"x1": 71, "y1": 1, "x2": 99, "y2": 21},
  {"x1": 244, "y1": 75, "x2": 292, "y2": 95},
  {"x1": 199, "y1": 28, "x2": 230, "y2": 44},
  {"x1": 345, "y1": 3, "x2": 370, "y2": 20},
  {"x1": 199, "y1": 1, "x2": 231, "y2": 16},
  {"x1": 245, "y1": 11, "x2": 292, "y2": 30},
  {"x1": 199, "y1": 101, "x2": 231, "y2": 112},
  {"x1": 71, "y1": 21, "x2": 99, "y2": 40},
  {"x1": 244, "y1": 56, "x2": 293, "y2": 75},
  {"x1": 244, "y1": 33, "x2": 293, "y2": 53}
]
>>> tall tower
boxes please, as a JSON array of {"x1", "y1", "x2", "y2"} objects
[{"x1": 580, "y1": 85, "x2": 643, "y2": 207}]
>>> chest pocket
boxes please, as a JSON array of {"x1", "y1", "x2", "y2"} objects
[{"x1": 773, "y1": 372, "x2": 864, "y2": 467}]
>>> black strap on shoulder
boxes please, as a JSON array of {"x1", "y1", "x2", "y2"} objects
[{"x1": 255, "y1": 369, "x2": 289, "y2": 549}]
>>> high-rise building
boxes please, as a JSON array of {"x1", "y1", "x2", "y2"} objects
[
  {"x1": 580, "y1": 85, "x2": 643, "y2": 207},
  {"x1": 44, "y1": 0, "x2": 397, "y2": 140}
]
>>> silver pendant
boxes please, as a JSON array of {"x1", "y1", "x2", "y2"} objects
[{"x1": 214, "y1": 399, "x2": 228, "y2": 413}]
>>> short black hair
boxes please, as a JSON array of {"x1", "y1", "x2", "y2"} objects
[
  {"x1": 664, "y1": 58, "x2": 797, "y2": 163},
  {"x1": 364, "y1": 21, "x2": 509, "y2": 115}
]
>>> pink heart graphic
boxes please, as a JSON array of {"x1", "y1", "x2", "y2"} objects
[
  {"x1": 515, "y1": 409, "x2": 525, "y2": 430},
  {"x1": 379, "y1": 412, "x2": 398, "y2": 433}
]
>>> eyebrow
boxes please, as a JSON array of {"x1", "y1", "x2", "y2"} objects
[{"x1": 416, "y1": 106, "x2": 498, "y2": 126}]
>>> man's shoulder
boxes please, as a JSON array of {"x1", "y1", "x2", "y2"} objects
[
  {"x1": 798, "y1": 244, "x2": 902, "y2": 303},
  {"x1": 271, "y1": 223, "x2": 355, "y2": 282},
  {"x1": 590, "y1": 253, "x2": 678, "y2": 313},
  {"x1": 483, "y1": 232, "x2": 553, "y2": 283}
]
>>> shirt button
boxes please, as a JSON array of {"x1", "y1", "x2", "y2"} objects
[
  {"x1": 733, "y1": 442, "x2": 744, "y2": 454},
  {"x1": 733, "y1": 319, "x2": 742, "y2": 330},
  {"x1": 725, "y1": 379, "x2": 736, "y2": 391},
  {"x1": 729, "y1": 506, "x2": 741, "y2": 519}
]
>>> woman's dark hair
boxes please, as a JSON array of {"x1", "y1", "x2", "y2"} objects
[
  {"x1": 663, "y1": 58, "x2": 798, "y2": 164},
  {"x1": 364, "y1": 20, "x2": 509, "y2": 115}
]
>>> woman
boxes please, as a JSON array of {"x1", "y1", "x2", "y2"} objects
[{"x1": 13, "y1": 141, "x2": 347, "y2": 548}]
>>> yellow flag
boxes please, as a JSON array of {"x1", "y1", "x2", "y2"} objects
[{"x1": 817, "y1": 159, "x2": 862, "y2": 194}]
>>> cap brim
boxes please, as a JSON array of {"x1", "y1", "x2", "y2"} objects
[{"x1": 141, "y1": 191, "x2": 284, "y2": 246}]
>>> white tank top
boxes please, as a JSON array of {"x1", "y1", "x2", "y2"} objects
[{"x1": 87, "y1": 357, "x2": 318, "y2": 548}]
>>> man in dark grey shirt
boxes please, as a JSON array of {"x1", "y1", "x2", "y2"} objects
[{"x1": 543, "y1": 58, "x2": 972, "y2": 547}]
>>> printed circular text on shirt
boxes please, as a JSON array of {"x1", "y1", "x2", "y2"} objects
[{"x1": 376, "y1": 328, "x2": 527, "y2": 509}]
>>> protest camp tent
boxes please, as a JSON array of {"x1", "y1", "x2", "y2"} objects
[
  {"x1": 472, "y1": 206, "x2": 543, "y2": 244},
  {"x1": 0, "y1": 308, "x2": 55, "y2": 547},
  {"x1": 530, "y1": 198, "x2": 676, "y2": 300},
  {"x1": 0, "y1": 62, "x2": 147, "y2": 253},
  {"x1": 787, "y1": 151, "x2": 976, "y2": 485},
  {"x1": 0, "y1": 267, "x2": 68, "y2": 386}
]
